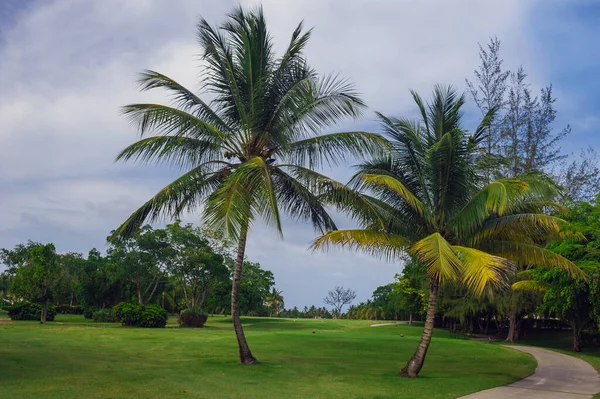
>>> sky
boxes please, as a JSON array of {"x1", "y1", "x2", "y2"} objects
[{"x1": 0, "y1": 0, "x2": 599, "y2": 308}]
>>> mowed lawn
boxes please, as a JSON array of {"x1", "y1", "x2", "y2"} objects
[{"x1": 0, "y1": 313, "x2": 535, "y2": 399}]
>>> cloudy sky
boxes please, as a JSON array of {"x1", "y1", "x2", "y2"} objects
[{"x1": 1, "y1": 0, "x2": 598, "y2": 308}]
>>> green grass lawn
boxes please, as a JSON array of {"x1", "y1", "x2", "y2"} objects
[{"x1": 0, "y1": 312, "x2": 535, "y2": 399}]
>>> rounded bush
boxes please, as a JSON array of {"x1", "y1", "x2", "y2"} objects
[
  {"x1": 112, "y1": 302, "x2": 167, "y2": 328},
  {"x1": 7, "y1": 301, "x2": 56, "y2": 321},
  {"x1": 113, "y1": 302, "x2": 143, "y2": 327},
  {"x1": 139, "y1": 304, "x2": 168, "y2": 328},
  {"x1": 178, "y1": 307, "x2": 208, "y2": 327}
]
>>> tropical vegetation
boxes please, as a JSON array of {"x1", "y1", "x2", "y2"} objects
[{"x1": 313, "y1": 85, "x2": 582, "y2": 377}]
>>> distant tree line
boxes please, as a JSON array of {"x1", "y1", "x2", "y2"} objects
[{"x1": 0, "y1": 221, "x2": 280, "y2": 322}]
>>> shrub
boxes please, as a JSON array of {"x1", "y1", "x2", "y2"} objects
[
  {"x1": 113, "y1": 302, "x2": 166, "y2": 328},
  {"x1": 178, "y1": 307, "x2": 208, "y2": 327},
  {"x1": 7, "y1": 301, "x2": 56, "y2": 321},
  {"x1": 113, "y1": 302, "x2": 143, "y2": 327},
  {"x1": 139, "y1": 304, "x2": 168, "y2": 328},
  {"x1": 92, "y1": 308, "x2": 119, "y2": 323},
  {"x1": 83, "y1": 307, "x2": 95, "y2": 319},
  {"x1": 56, "y1": 304, "x2": 84, "y2": 314}
]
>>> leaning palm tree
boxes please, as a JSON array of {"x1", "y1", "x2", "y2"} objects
[
  {"x1": 265, "y1": 288, "x2": 284, "y2": 316},
  {"x1": 113, "y1": 7, "x2": 386, "y2": 364},
  {"x1": 313, "y1": 85, "x2": 582, "y2": 377}
]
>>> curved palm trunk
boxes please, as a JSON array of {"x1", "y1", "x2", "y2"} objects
[
  {"x1": 506, "y1": 310, "x2": 520, "y2": 342},
  {"x1": 231, "y1": 225, "x2": 256, "y2": 365},
  {"x1": 400, "y1": 282, "x2": 439, "y2": 378}
]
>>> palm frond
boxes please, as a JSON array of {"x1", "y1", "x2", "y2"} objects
[
  {"x1": 115, "y1": 136, "x2": 222, "y2": 169},
  {"x1": 357, "y1": 173, "x2": 425, "y2": 217},
  {"x1": 113, "y1": 165, "x2": 224, "y2": 238},
  {"x1": 271, "y1": 168, "x2": 336, "y2": 232},
  {"x1": 452, "y1": 246, "x2": 514, "y2": 296},
  {"x1": 410, "y1": 233, "x2": 462, "y2": 284},
  {"x1": 450, "y1": 179, "x2": 529, "y2": 237},
  {"x1": 311, "y1": 229, "x2": 410, "y2": 261},
  {"x1": 136, "y1": 70, "x2": 232, "y2": 133},
  {"x1": 253, "y1": 157, "x2": 282, "y2": 235},
  {"x1": 283, "y1": 131, "x2": 390, "y2": 168},
  {"x1": 121, "y1": 104, "x2": 229, "y2": 143},
  {"x1": 273, "y1": 73, "x2": 365, "y2": 138},
  {"x1": 470, "y1": 214, "x2": 577, "y2": 245},
  {"x1": 471, "y1": 106, "x2": 498, "y2": 146},
  {"x1": 203, "y1": 164, "x2": 259, "y2": 241},
  {"x1": 478, "y1": 240, "x2": 585, "y2": 279},
  {"x1": 512, "y1": 280, "x2": 549, "y2": 292}
]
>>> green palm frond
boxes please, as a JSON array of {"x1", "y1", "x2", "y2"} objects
[
  {"x1": 452, "y1": 246, "x2": 514, "y2": 295},
  {"x1": 469, "y1": 214, "x2": 576, "y2": 245},
  {"x1": 114, "y1": 165, "x2": 224, "y2": 238},
  {"x1": 311, "y1": 229, "x2": 410, "y2": 261},
  {"x1": 270, "y1": 73, "x2": 365, "y2": 141},
  {"x1": 284, "y1": 131, "x2": 389, "y2": 168},
  {"x1": 136, "y1": 70, "x2": 232, "y2": 133},
  {"x1": 115, "y1": 136, "x2": 222, "y2": 169},
  {"x1": 471, "y1": 106, "x2": 498, "y2": 146},
  {"x1": 203, "y1": 158, "x2": 275, "y2": 240},
  {"x1": 479, "y1": 240, "x2": 584, "y2": 279},
  {"x1": 410, "y1": 233, "x2": 462, "y2": 284},
  {"x1": 122, "y1": 104, "x2": 227, "y2": 141},
  {"x1": 450, "y1": 179, "x2": 529, "y2": 237},
  {"x1": 271, "y1": 168, "x2": 336, "y2": 232},
  {"x1": 356, "y1": 173, "x2": 426, "y2": 218},
  {"x1": 512, "y1": 280, "x2": 549, "y2": 292}
]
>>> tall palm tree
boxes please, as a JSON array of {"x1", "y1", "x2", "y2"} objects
[
  {"x1": 265, "y1": 288, "x2": 284, "y2": 316},
  {"x1": 113, "y1": 7, "x2": 386, "y2": 364},
  {"x1": 313, "y1": 85, "x2": 582, "y2": 377}
]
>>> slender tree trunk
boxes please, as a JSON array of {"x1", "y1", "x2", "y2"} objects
[
  {"x1": 144, "y1": 278, "x2": 159, "y2": 306},
  {"x1": 136, "y1": 279, "x2": 143, "y2": 305},
  {"x1": 409, "y1": 312, "x2": 413, "y2": 326},
  {"x1": 41, "y1": 300, "x2": 48, "y2": 324},
  {"x1": 198, "y1": 283, "x2": 209, "y2": 310},
  {"x1": 70, "y1": 292, "x2": 74, "y2": 307},
  {"x1": 231, "y1": 224, "x2": 256, "y2": 365},
  {"x1": 400, "y1": 282, "x2": 439, "y2": 378},
  {"x1": 572, "y1": 321, "x2": 583, "y2": 352}
]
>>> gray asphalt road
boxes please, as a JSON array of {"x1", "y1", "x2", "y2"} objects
[{"x1": 458, "y1": 345, "x2": 600, "y2": 398}]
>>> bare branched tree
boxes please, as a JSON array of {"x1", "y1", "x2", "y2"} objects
[{"x1": 324, "y1": 286, "x2": 356, "y2": 316}]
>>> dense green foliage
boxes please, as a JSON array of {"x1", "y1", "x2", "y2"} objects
[
  {"x1": 0, "y1": 224, "x2": 279, "y2": 321},
  {"x1": 313, "y1": 85, "x2": 579, "y2": 376},
  {"x1": 7, "y1": 301, "x2": 56, "y2": 321},
  {"x1": 113, "y1": 302, "x2": 168, "y2": 328}
]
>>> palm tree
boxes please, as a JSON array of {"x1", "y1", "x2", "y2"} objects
[
  {"x1": 113, "y1": 7, "x2": 386, "y2": 364},
  {"x1": 313, "y1": 85, "x2": 582, "y2": 377},
  {"x1": 265, "y1": 288, "x2": 284, "y2": 316}
]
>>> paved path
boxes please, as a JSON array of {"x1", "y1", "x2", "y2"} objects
[
  {"x1": 369, "y1": 321, "x2": 408, "y2": 327},
  {"x1": 459, "y1": 346, "x2": 600, "y2": 399}
]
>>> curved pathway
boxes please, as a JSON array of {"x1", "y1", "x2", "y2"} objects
[
  {"x1": 459, "y1": 346, "x2": 600, "y2": 398},
  {"x1": 370, "y1": 321, "x2": 408, "y2": 327}
]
